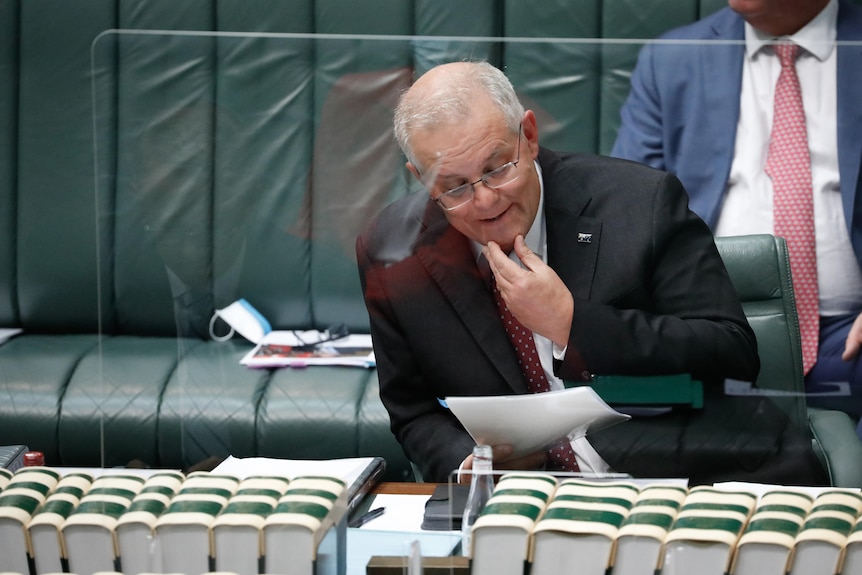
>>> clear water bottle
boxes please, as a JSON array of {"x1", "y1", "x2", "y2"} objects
[{"x1": 461, "y1": 444, "x2": 494, "y2": 557}]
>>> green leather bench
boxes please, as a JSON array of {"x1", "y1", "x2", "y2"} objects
[{"x1": 1, "y1": 0, "x2": 859, "y2": 485}]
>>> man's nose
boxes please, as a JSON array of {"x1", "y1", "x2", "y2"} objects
[{"x1": 471, "y1": 180, "x2": 499, "y2": 208}]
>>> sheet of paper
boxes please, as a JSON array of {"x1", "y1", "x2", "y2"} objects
[
  {"x1": 445, "y1": 386, "x2": 630, "y2": 458},
  {"x1": 240, "y1": 331, "x2": 375, "y2": 368},
  {"x1": 354, "y1": 493, "x2": 433, "y2": 532},
  {"x1": 213, "y1": 455, "x2": 376, "y2": 485},
  {"x1": 57, "y1": 457, "x2": 379, "y2": 487},
  {"x1": 0, "y1": 328, "x2": 22, "y2": 346}
]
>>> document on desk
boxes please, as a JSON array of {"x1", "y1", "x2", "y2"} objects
[{"x1": 446, "y1": 386, "x2": 630, "y2": 458}]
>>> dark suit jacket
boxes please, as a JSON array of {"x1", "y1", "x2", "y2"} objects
[
  {"x1": 611, "y1": 1, "x2": 862, "y2": 266},
  {"x1": 357, "y1": 149, "x2": 825, "y2": 485}
]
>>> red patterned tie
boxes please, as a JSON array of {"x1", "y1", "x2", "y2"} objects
[
  {"x1": 766, "y1": 42, "x2": 819, "y2": 375},
  {"x1": 491, "y1": 276, "x2": 580, "y2": 472}
]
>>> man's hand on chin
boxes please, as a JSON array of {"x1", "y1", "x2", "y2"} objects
[{"x1": 483, "y1": 235, "x2": 574, "y2": 348}]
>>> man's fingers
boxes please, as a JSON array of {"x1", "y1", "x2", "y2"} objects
[
  {"x1": 484, "y1": 240, "x2": 521, "y2": 285},
  {"x1": 513, "y1": 235, "x2": 542, "y2": 271}
]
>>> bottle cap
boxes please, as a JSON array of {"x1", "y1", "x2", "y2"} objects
[{"x1": 23, "y1": 451, "x2": 45, "y2": 466}]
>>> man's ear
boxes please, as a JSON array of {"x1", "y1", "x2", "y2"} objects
[
  {"x1": 406, "y1": 161, "x2": 421, "y2": 182},
  {"x1": 522, "y1": 109, "x2": 540, "y2": 160}
]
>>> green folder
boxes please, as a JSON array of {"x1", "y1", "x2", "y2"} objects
[{"x1": 566, "y1": 374, "x2": 704, "y2": 409}]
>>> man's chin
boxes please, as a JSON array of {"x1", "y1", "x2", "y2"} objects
[{"x1": 482, "y1": 237, "x2": 516, "y2": 253}]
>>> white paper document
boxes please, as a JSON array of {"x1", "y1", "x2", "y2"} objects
[
  {"x1": 445, "y1": 386, "x2": 630, "y2": 458},
  {"x1": 213, "y1": 455, "x2": 378, "y2": 484},
  {"x1": 0, "y1": 328, "x2": 22, "y2": 346}
]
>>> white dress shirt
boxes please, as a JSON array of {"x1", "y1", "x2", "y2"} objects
[{"x1": 716, "y1": 0, "x2": 862, "y2": 316}]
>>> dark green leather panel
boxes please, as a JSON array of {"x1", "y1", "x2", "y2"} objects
[
  {"x1": 310, "y1": 1, "x2": 414, "y2": 332},
  {"x1": 212, "y1": 1, "x2": 312, "y2": 328},
  {"x1": 603, "y1": 0, "x2": 699, "y2": 38},
  {"x1": 416, "y1": 0, "x2": 499, "y2": 36},
  {"x1": 58, "y1": 336, "x2": 182, "y2": 467},
  {"x1": 17, "y1": 0, "x2": 114, "y2": 331},
  {"x1": 120, "y1": 0, "x2": 213, "y2": 29},
  {"x1": 0, "y1": 335, "x2": 99, "y2": 464},
  {"x1": 414, "y1": 0, "x2": 501, "y2": 77},
  {"x1": 157, "y1": 339, "x2": 266, "y2": 467},
  {"x1": 113, "y1": 3, "x2": 215, "y2": 338},
  {"x1": 211, "y1": 6, "x2": 314, "y2": 328},
  {"x1": 0, "y1": 0, "x2": 17, "y2": 325},
  {"x1": 216, "y1": 0, "x2": 313, "y2": 33},
  {"x1": 810, "y1": 408, "x2": 862, "y2": 487},
  {"x1": 504, "y1": 0, "x2": 601, "y2": 154},
  {"x1": 717, "y1": 235, "x2": 784, "y2": 301},
  {"x1": 716, "y1": 235, "x2": 807, "y2": 427},
  {"x1": 257, "y1": 366, "x2": 370, "y2": 460},
  {"x1": 316, "y1": 0, "x2": 412, "y2": 34}
]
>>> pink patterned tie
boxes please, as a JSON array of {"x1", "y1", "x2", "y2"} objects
[
  {"x1": 766, "y1": 42, "x2": 819, "y2": 375},
  {"x1": 491, "y1": 276, "x2": 580, "y2": 472}
]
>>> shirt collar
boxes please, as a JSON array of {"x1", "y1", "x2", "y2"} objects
[
  {"x1": 744, "y1": 0, "x2": 837, "y2": 62},
  {"x1": 523, "y1": 159, "x2": 546, "y2": 259}
]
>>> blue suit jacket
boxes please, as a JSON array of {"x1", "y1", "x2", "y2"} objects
[{"x1": 611, "y1": 1, "x2": 862, "y2": 268}]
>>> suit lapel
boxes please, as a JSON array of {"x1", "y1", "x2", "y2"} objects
[
  {"x1": 540, "y1": 149, "x2": 601, "y2": 300},
  {"x1": 415, "y1": 208, "x2": 527, "y2": 394},
  {"x1": 547, "y1": 213, "x2": 601, "y2": 301}
]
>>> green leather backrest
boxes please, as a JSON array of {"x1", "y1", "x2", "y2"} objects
[
  {"x1": 715, "y1": 234, "x2": 807, "y2": 428},
  {"x1": 15, "y1": 0, "x2": 116, "y2": 332},
  {"x1": 10, "y1": 0, "x2": 859, "y2": 339},
  {"x1": 308, "y1": 1, "x2": 414, "y2": 331},
  {"x1": 0, "y1": 1, "x2": 15, "y2": 327}
]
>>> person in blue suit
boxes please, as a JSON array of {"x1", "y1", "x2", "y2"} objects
[{"x1": 612, "y1": 0, "x2": 862, "y2": 429}]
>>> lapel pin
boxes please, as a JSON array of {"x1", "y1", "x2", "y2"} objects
[{"x1": 577, "y1": 233, "x2": 593, "y2": 244}]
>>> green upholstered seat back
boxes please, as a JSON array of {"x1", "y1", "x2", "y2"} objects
[
  {"x1": 4, "y1": 0, "x2": 744, "y2": 339},
  {"x1": 715, "y1": 234, "x2": 807, "y2": 428}
]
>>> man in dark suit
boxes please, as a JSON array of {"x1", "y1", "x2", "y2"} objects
[
  {"x1": 357, "y1": 61, "x2": 826, "y2": 485},
  {"x1": 612, "y1": 0, "x2": 862, "y2": 425}
]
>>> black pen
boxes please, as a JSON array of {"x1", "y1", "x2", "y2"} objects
[{"x1": 348, "y1": 506, "x2": 385, "y2": 528}]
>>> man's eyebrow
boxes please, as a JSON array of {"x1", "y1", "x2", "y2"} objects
[
  {"x1": 459, "y1": 147, "x2": 511, "y2": 175},
  {"x1": 427, "y1": 140, "x2": 512, "y2": 183}
]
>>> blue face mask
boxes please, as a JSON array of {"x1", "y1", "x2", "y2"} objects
[{"x1": 209, "y1": 298, "x2": 272, "y2": 343}]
